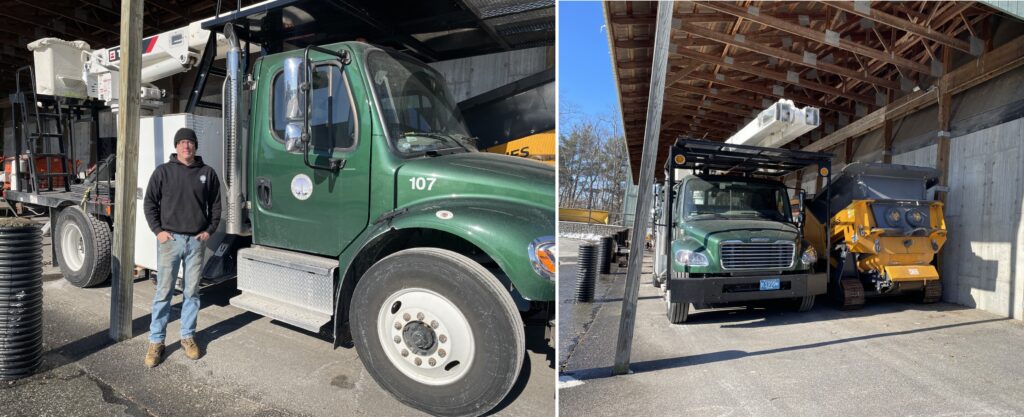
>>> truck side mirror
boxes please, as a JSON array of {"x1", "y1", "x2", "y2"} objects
[
  {"x1": 284, "y1": 122, "x2": 304, "y2": 152},
  {"x1": 283, "y1": 57, "x2": 307, "y2": 121}
]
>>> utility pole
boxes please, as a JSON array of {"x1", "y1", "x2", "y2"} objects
[
  {"x1": 612, "y1": 1, "x2": 673, "y2": 375},
  {"x1": 110, "y1": 0, "x2": 144, "y2": 341}
]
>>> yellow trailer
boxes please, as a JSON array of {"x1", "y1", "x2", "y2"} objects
[
  {"x1": 559, "y1": 207, "x2": 609, "y2": 224},
  {"x1": 805, "y1": 163, "x2": 946, "y2": 309}
]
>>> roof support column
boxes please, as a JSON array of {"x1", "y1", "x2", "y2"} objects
[{"x1": 613, "y1": 0, "x2": 673, "y2": 376}]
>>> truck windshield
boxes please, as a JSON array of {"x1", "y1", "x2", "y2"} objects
[
  {"x1": 681, "y1": 178, "x2": 792, "y2": 222},
  {"x1": 366, "y1": 49, "x2": 475, "y2": 156}
]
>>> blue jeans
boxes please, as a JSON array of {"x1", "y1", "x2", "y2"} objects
[{"x1": 149, "y1": 232, "x2": 203, "y2": 343}]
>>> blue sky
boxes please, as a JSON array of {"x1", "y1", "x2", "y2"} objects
[{"x1": 558, "y1": 1, "x2": 620, "y2": 128}]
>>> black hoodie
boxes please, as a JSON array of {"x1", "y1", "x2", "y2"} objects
[{"x1": 144, "y1": 154, "x2": 222, "y2": 235}]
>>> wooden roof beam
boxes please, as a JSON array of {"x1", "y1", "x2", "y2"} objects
[
  {"x1": 674, "y1": 23, "x2": 899, "y2": 90},
  {"x1": 676, "y1": 47, "x2": 877, "y2": 105},
  {"x1": 664, "y1": 94, "x2": 753, "y2": 118},
  {"x1": 667, "y1": 84, "x2": 766, "y2": 109},
  {"x1": 627, "y1": 105, "x2": 746, "y2": 126},
  {"x1": 695, "y1": 1, "x2": 934, "y2": 75},
  {"x1": 805, "y1": 33, "x2": 1024, "y2": 153},
  {"x1": 823, "y1": 1, "x2": 973, "y2": 54},
  {"x1": 686, "y1": 69, "x2": 858, "y2": 115}
]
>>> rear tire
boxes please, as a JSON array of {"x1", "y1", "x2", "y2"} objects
[
  {"x1": 54, "y1": 206, "x2": 111, "y2": 288},
  {"x1": 350, "y1": 248, "x2": 524, "y2": 417}
]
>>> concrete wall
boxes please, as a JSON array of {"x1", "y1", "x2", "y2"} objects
[{"x1": 939, "y1": 118, "x2": 1024, "y2": 320}]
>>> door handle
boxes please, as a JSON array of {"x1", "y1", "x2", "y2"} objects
[{"x1": 256, "y1": 177, "x2": 272, "y2": 209}]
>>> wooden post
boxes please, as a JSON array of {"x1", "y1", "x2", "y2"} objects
[
  {"x1": 882, "y1": 90, "x2": 894, "y2": 163},
  {"x1": 936, "y1": 46, "x2": 953, "y2": 204},
  {"x1": 110, "y1": 0, "x2": 144, "y2": 342},
  {"x1": 613, "y1": 1, "x2": 673, "y2": 376}
]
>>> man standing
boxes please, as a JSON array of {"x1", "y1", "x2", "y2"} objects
[{"x1": 142, "y1": 127, "x2": 221, "y2": 367}]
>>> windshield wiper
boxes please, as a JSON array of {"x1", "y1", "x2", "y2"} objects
[{"x1": 400, "y1": 131, "x2": 472, "y2": 152}]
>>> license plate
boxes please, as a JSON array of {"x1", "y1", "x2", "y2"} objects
[{"x1": 759, "y1": 278, "x2": 780, "y2": 291}]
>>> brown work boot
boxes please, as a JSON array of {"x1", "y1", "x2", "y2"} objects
[
  {"x1": 181, "y1": 337, "x2": 201, "y2": 360},
  {"x1": 144, "y1": 343, "x2": 164, "y2": 368}
]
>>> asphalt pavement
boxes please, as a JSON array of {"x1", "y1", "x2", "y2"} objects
[
  {"x1": 0, "y1": 218, "x2": 554, "y2": 417},
  {"x1": 558, "y1": 238, "x2": 1024, "y2": 417}
]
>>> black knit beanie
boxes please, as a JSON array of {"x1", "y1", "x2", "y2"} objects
[{"x1": 174, "y1": 128, "x2": 198, "y2": 146}]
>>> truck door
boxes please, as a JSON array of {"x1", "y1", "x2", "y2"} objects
[{"x1": 251, "y1": 56, "x2": 370, "y2": 256}]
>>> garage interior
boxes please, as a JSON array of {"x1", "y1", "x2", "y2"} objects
[{"x1": 606, "y1": 1, "x2": 1024, "y2": 321}]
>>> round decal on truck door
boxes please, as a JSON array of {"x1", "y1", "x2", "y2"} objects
[{"x1": 291, "y1": 174, "x2": 313, "y2": 200}]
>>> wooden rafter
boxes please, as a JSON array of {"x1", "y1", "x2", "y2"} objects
[
  {"x1": 674, "y1": 22, "x2": 899, "y2": 89},
  {"x1": 823, "y1": 1, "x2": 973, "y2": 54},
  {"x1": 695, "y1": 1, "x2": 934, "y2": 75}
]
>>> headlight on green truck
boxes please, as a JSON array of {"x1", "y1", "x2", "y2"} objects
[
  {"x1": 800, "y1": 246, "x2": 818, "y2": 265},
  {"x1": 674, "y1": 249, "x2": 709, "y2": 267},
  {"x1": 528, "y1": 236, "x2": 556, "y2": 280}
]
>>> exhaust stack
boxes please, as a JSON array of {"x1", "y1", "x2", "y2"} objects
[{"x1": 222, "y1": 24, "x2": 245, "y2": 235}]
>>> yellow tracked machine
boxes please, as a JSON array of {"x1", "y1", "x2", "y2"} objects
[{"x1": 804, "y1": 163, "x2": 947, "y2": 309}]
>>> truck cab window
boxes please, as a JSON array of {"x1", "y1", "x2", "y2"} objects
[{"x1": 272, "y1": 64, "x2": 356, "y2": 151}]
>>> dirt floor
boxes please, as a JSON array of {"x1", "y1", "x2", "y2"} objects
[{"x1": 558, "y1": 238, "x2": 1024, "y2": 417}]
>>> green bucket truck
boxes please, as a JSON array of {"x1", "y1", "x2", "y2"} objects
[{"x1": 654, "y1": 138, "x2": 833, "y2": 323}]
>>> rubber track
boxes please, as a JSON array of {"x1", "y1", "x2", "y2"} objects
[
  {"x1": 921, "y1": 281, "x2": 942, "y2": 304},
  {"x1": 839, "y1": 279, "x2": 865, "y2": 310}
]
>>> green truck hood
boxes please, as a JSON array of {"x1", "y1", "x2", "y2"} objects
[
  {"x1": 681, "y1": 218, "x2": 799, "y2": 247},
  {"x1": 395, "y1": 152, "x2": 555, "y2": 209}
]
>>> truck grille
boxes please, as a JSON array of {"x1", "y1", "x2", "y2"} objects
[{"x1": 720, "y1": 242, "x2": 795, "y2": 270}]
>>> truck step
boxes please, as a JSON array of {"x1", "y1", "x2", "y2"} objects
[
  {"x1": 235, "y1": 246, "x2": 337, "y2": 330},
  {"x1": 229, "y1": 293, "x2": 330, "y2": 333}
]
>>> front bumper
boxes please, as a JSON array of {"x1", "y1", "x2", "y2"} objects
[{"x1": 669, "y1": 272, "x2": 827, "y2": 304}]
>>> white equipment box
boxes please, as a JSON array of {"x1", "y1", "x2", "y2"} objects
[{"x1": 134, "y1": 113, "x2": 226, "y2": 274}]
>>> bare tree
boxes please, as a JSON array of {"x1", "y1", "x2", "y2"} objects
[{"x1": 559, "y1": 103, "x2": 631, "y2": 224}]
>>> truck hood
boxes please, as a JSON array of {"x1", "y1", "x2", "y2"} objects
[
  {"x1": 396, "y1": 152, "x2": 555, "y2": 209},
  {"x1": 681, "y1": 218, "x2": 799, "y2": 247}
]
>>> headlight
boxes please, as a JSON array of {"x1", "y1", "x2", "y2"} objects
[
  {"x1": 907, "y1": 209, "x2": 925, "y2": 227},
  {"x1": 528, "y1": 237, "x2": 556, "y2": 280},
  {"x1": 801, "y1": 246, "x2": 818, "y2": 265},
  {"x1": 674, "y1": 249, "x2": 709, "y2": 267},
  {"x1": 885, "y1": 208, "x2": 902, "y2": 227}
]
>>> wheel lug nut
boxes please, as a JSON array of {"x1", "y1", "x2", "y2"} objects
[
  {"x1": 417, "y1": 312, "x2": 425, "y2": 321},
  {"x1": 439, "y1": 334, "x2": 447, "y2": 343},
  {"x1": 430, "y1": 320, "x2": 438, "y2": 329},
  {"x1": 414, "y1": 358, "x2": 422, "y2": 366},
  {"x1": 438, "y1": 349, "x2": 446, "y2": 358},
  {"x1": 428, "y1": 358, "x2": 436, "y2": 366},
  {"x1": 393, "y1": 336, "x2": 401, "y2": 344},
  {"x1": 401, "y1": 349, "x2": 409, "y2": 357},
  {"x1": 394, "y1": 322, "x2": 402, "y2": 330},
  {"x1": 403, "y1": 313, "x2": 411, "y2": 321}
]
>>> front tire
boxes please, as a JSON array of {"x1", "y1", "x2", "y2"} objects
[
  {"x1": 350, "y1": 248, "x2": 524, "y2": 417},
  {"x1": 54, "y1": 206, "x2": 111, "y2": 288},
  {"x1": 665, "y1": 289, "x2": 689, "y2": 324},
  {"x1": 796, "y1": 295, "x2": 815, "y2": 312}
]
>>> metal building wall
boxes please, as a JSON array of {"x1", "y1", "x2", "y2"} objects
[{"x1": 429, "y1": 46, "x2": 553, "y2": 102}]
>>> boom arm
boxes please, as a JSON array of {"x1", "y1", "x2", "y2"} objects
[{"x1": 30, "y1": 21, "x2": 228, "y2": 108}]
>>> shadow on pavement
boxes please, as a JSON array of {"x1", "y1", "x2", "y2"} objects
[
  {"x1": 563, "y1": 316, "x2": 1009, "y2": 381},
  {"x1": 39, "y1": 281, "x2": 255, "y2": 371}
]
